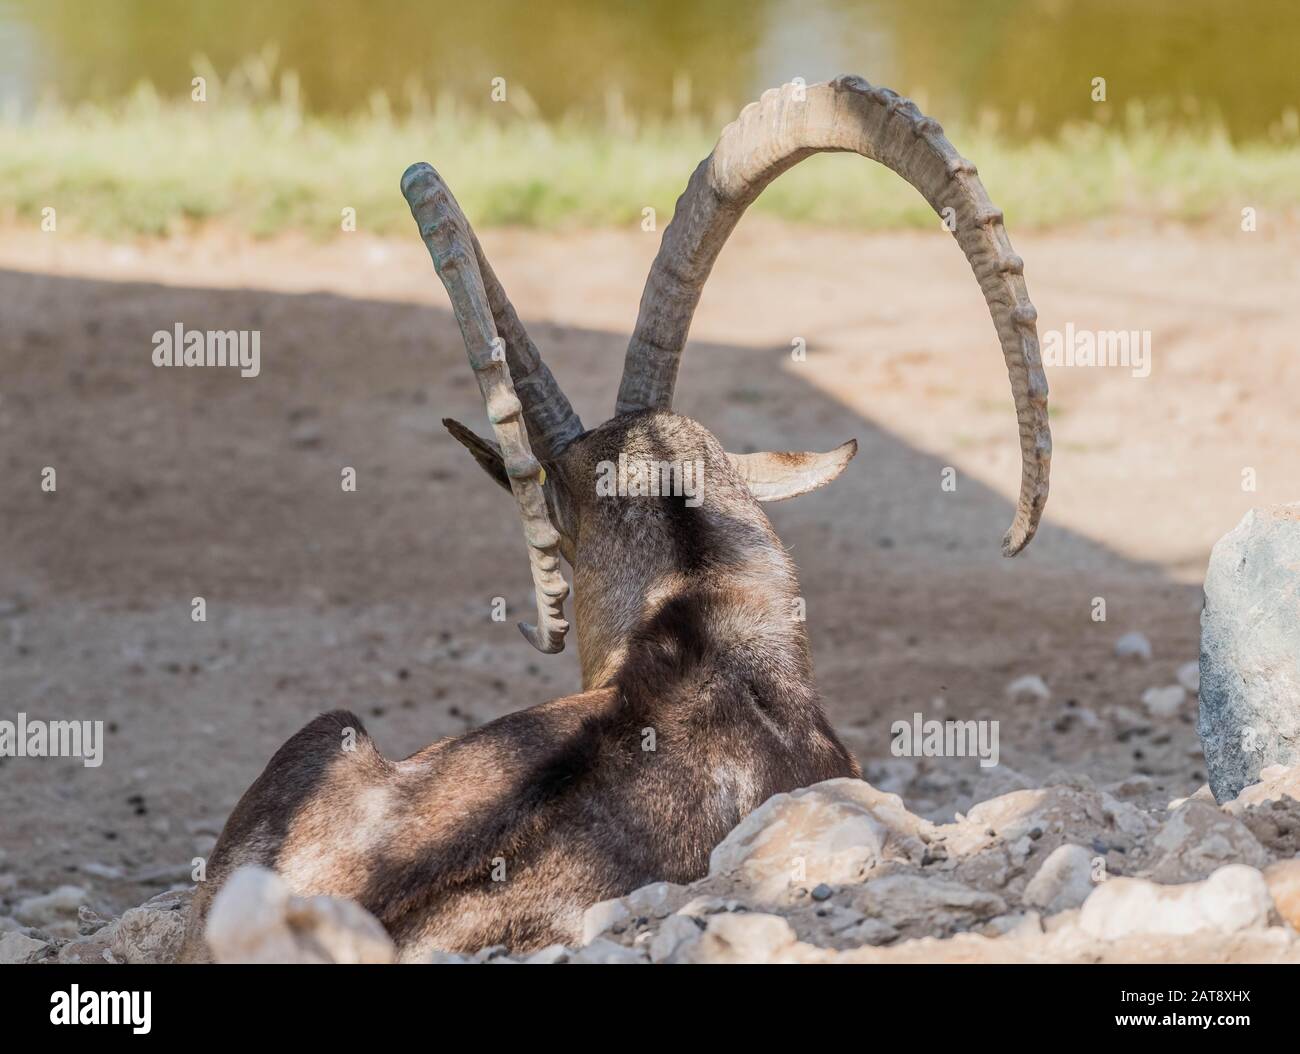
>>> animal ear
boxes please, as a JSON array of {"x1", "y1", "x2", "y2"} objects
[
  {"x1": 443, "y1": 417, "x2": 511, "y2": 491},
  {"x1": 727, "y1": 440, "x2": 857, "y2": 502}
]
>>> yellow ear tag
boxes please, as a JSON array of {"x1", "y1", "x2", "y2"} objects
[{"x1": 538, "y1": 467, "x2": 547, "y2": 485}]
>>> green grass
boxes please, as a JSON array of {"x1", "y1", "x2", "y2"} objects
[{"x1": 4, "y1": 83, "x2": 1298, "y2": 239}]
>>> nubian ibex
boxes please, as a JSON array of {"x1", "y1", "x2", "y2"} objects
[{"x1": 181, "y1": 77, "x2": 1050, "y2": 961}]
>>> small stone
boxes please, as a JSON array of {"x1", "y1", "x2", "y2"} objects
[
  {"x1": 1024, "y1": 844, "x2": 1096, "y2": 914},
  {"x1": 1176, "y1": 662, "x2": 1201, "y2": 694},
  {"x1": 675, "y1": 896, "x2": 729, "y2": 918},
  {"x1": 1141, "y1": 685, "x2": 1186, "y2": 718},
  {"x1": 1006, "y1": 674, "x2": 1050, "y2": 700},
  {"x1": 648, "y1": 914, "x2": 702, "y2": 963},
  {"x1": 581, "y1": 897, "x2": 630, "y2": 944},
  {"x1": 15, "y1": 885, "x2": 86, "y2": 936},
  {"x1": 810, "y1": 883, "x2": 833, "y2": 902},
  {"x1": 523, "y1": 944, "x2": 569, "y2": 964},
  {"x1": 1115, "y1": 632, "x2": 1153, "y2": 661},
  {"x1": 571, "y1": 937, "x2": 644, "y2": 964}
]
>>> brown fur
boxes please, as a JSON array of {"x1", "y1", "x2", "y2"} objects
[{"x1": 179, "y1": 411, "x2": 858, "y2": 961}]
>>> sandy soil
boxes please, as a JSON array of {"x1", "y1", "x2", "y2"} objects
[{"x1": 1, "y1": 216, "x2": 1297, "y2": 916}]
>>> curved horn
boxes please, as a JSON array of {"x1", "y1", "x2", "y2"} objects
[
  {"x1": 616, "y1": 76, "x2": 1050, "y2": 556},
  {"x1": 402, "y1": 162, "x2": 570, "y2": 652}
]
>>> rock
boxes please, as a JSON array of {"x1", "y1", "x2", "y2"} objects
[
  {"x1": 1141, "y1": 685, "x2": 1186, "y2": 719},
  {"x1": 1263, "y1": 860, "x2": 1300, "y2": 930},
  {"x1": 1115, "y1": 632, "x2": 1152, "y2": 661},
  {"x1": 1177, "y1": 661, "x2": 1201, "y2": 694},
  {"x1": 570, "y1": 937, "x2": 645, "y2": 964},
  {"x1": 59, "y1": 933, "x2": 120, "y2": 964},
  {"x1": 685, "y1": 913, "x2": 798, "y2": 964},
  {"x1": 1199, "y1": 504, "x2": 1300, "y2": 802},
  {"x1": 623, "y1": 881, "x2": 687, "y2": 918},
  {"x1": 675, "y1": 896, "x2": 729, "y2": 918},
  {"x1": 1224, "y1": 764, "x2": 1300, "y2": 815},
  {"x1": 0, "y1": 931, "x2": 49, "y2": 964},
  {"x1": 1024, "y1": 845, "x2": 1097, "y2": 914},
  {"x1": 982, "y1": 911, "x2": 1044, "y2": 939},
  {"x1": 1079, "y1": 865, "x2": 1272, "y2": 939},
  {"x1": 648, "y1": 914, "x2": 702, "y2": 963},
  {"x1": 1006, "y1": 674, "x2": 1050, "y2": 700},
  {"x1": 426, "y1": 950, "x2": 473, "y2": 964},
  {"x1": 15, "y1": 885, "x2": 86, "y2": 937},
  {"x1": 110, "y1": 889, "x2": 190, "y2": 964},
  {"x1": 205, "y1": 866, "x2": 394, "y2": 964},
  {"x1": 1148, "y1": 800, "x2": 1271, "y2": 883},
  {"x1": 523, "y1": 944, "x2": 570, "y2": 964},
  {"x1": 581, "y1": 897, "x2": 630, "y2": 943},
  {"x1": 835, "y1": 917, "x2": 900, "y2": 946},
  {"x1": 852, "y1": 873, "x2": 1006, "y2": 937},
  {"x1": 79, "y1": 862, "x2": 125, "y2": 880},
  {"x1": 708, "y1": 778, "x2": 922, "y2": 902}
]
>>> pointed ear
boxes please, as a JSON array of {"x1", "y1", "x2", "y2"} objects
[
  {"x1": 727, "y1": 440, "x2": 857, "y2": 502},
  {"x1": 443, "y1": 417, "x2": 511, "y2": 491}
]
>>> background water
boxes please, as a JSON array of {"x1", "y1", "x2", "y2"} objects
[{"x1": 2, "y1": 0, "x2": 1297, "y2": 139}]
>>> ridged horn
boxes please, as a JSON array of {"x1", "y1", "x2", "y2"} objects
[
  {"x1": 402, "y1": 162, "x2": 570, "y2": 652},
  {"x1": 616, "y1": 76, "x2": 1050, "y2": 555}
]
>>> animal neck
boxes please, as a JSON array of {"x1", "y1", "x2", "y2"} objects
[{"x1": 574, "y1": 535, "x2": 811, "y2": 695}]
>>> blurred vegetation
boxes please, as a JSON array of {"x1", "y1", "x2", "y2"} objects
[{"x1": 2, "y1": 52, "x2": 1298, "y2": 239}]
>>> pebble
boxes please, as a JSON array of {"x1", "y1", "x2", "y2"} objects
[
  {"x1": 1115, "y1": 632, "x2": 1153, "y2": 661},
  {"x1": 1006, "y1": 674, "x2": 1050, "y2": 700},
  {"x1": 1141, "y1": 684, "x2": 1186, "y2": 718},
  {"x1": 1023, "y1": 844, "x2": 1096, "y2": 914}
]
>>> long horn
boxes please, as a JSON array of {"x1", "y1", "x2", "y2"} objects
[
  {"x1": 462, "y1": 221, "x2": 584, "y2": 460},
  {"x1": 402, "y1": 162, "x2": 569, "y2": 652},
  {"x1": 616, "y1": 76, "x2": 1051, "y2": 556}
]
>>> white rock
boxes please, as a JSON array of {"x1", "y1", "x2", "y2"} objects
[
  {"x1": 1177, "y1": 661, "x2": 1201, "y2": 694},
  {"x1": 0, "y1": 931, "x2": 49, "y2": 964},
  {"x1": 522, "y1": 944, "x2": 569, "y2": 964},
  {"x1": 15, "y1": 885, "x2": 86, "y2": 932},
  {"x1": 1006, "y1": 674, "x2": 1050, "y2": 700},
  {"x1": 1079, "y1": 865, "x2": 1272, "y2": 939},
  {"x1": 648, "y1": 914, "x2": 702, "y2": 963},
  {"x1": 1141, "y1": 685, "x2": 1186, "y2": 718},
  {"x1": 1024, "y1": 845, "x2": 1097, "y2": 914},
  {"x1": 623, "y1": 881, "x2": 686, "y2": 918},
  {"x1": 1115, "y1": 632, "x2": 1153, "y2": 661},
  {"x1": 206, "y1": 866, "x2": 394, "y2": 964},
  {"x1": 581, "y1": 897, "x2": 630, "y2": 943},
  {"x1": 686, "y1": 913, "x2": 797, "y2": 964},
  {"x1": 709, "y1": 778, "x2": 921, "y2": 902},
  {"x1": 570, "y1": 937, "x2": 644, "y2": 964},
  {"x1": 110, "y1": 890, "x2": 190, "y2": 964}
]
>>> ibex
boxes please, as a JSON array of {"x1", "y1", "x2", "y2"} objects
[{"x1": 180, "y1": 77, "x2": 1050, "y2": 961}]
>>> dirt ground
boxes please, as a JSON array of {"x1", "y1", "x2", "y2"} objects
[{"x1": 2, "y1": 215, "x2": 1297, "y2": 917}]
